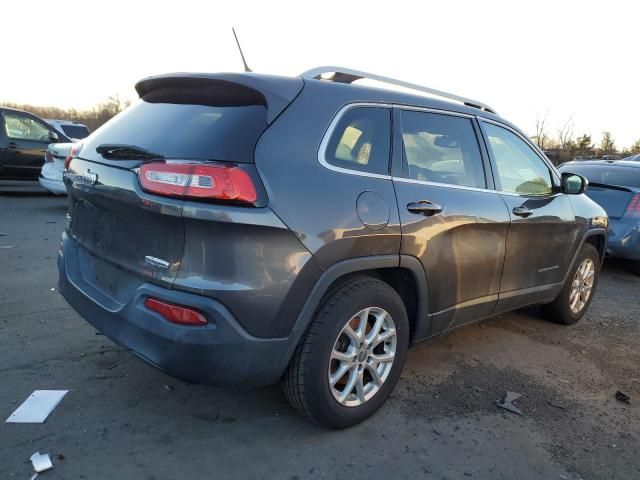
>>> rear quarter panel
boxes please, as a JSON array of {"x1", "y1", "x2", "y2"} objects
[{"x1": 255, "y1": 81, "x2": 402, "y2": 269}]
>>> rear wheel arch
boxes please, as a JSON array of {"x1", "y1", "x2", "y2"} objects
[{"x1": 283, "y1": 256, "x2": 428, "y2": 369}]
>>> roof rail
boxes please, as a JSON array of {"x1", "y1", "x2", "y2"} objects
[{"x1": 299, "y1": 66, "x2": 496, "y2": 114}]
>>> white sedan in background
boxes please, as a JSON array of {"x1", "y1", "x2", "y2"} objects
[
  {"x1": 39, "y1": 120, "x2": 90, "y2": 195},
  {"x1": 39, "y1": 142, "x2": 73, "y2": 195}
]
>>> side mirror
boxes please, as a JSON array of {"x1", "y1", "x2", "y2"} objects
[
  {"x1": 561, "y1": 172, "x2": 588, "y2": 195},
  {"x1": 48, "y1": 131, "x2": 59, "y2": 143}
]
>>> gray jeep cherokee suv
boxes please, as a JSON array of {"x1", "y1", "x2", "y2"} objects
[{"x1": 58, "y1": 67, "x2": 608, "y2": 428}]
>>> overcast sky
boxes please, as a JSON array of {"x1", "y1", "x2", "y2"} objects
[{"x1": 2, "y1": 0, "x2": 638, "y2": 147}]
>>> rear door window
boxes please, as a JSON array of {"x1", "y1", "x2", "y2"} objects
[
  {"x1": 400, "y1": 110, "x2": 486, "y2": 188},
  {"x1": 324, "y1": 107, "x2": 391, "y2": 175}
]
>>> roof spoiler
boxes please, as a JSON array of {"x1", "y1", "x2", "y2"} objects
[{"x1": 135, "y1": 73, "x2": 303, "y2": 123}]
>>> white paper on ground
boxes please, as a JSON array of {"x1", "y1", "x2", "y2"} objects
[
  {"x1": 5, "y1": 390, "x2": 68, "y2": 423},
  {"x1": 30, "y1": 452, "x2": 54, "y2": 472}
]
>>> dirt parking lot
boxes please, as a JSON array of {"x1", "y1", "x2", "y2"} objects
[{"x1": 1, "y1": 190, "x2": 639, "y2": 480}]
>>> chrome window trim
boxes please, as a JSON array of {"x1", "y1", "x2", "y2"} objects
[
  {"x1": 392, "y1": 176, "x2": 499, "y2": 194},
  {"x1": 317, "y1": 102, "x2": 393, "y2": 180},
  {"x1": 317, "y1": 103, "x2": 479, "y2": 180},
  {"x1": 398, "y1": 105, "x2": 475, "y2": 119}
]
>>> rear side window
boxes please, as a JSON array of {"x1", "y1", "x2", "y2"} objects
[
  {"x1": 324, "y1": 107, "x2": 391, "y2": 175},
  {"x1": 81, "y1": 85, "x2": 268, "y2": 163},
  {"x1": 400, "y1": 111, "x2": 486, "y2": 188}
]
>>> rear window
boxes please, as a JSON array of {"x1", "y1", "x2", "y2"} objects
[
  {"x1": 560, "y1": 164, "x2": 640, "y2": 188},
  {"x1": 81, "y1": 86, "x2": 268, "y2": 163},
  {"x1": 61, "y1": 125, "x2": 90, "y2": 139},
  {"x1": 324, "y1": 107, "x2": 391, "y2": 175}
]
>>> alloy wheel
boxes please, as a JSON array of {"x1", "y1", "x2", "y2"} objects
[
  {"x1": 569, "y1": 258, "x2": 595, "y2": 314},
  {"x1": 328, "y1": 307, "x2": 397, "y2": 407}
]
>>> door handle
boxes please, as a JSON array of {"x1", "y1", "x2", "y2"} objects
[
  {"x1": 512, "y1": 206, "x2": 533, "y2": 218},
  {"x1": 407, "y1": 201, "x2": 443, "y2": 216},
  {"x1": 7, "y1": 142, "x2": 17, "y2": 149}
]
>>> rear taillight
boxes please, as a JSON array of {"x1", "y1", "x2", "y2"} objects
[
  {"x1": 144, "y1": 298, "x2": 208, "y2": 326},
  {"x1": 624, "y1": 193, "x2": 640, "y2": 218},
  {"x1": 64, "y1": 143, "x2": 83, "y2": 169},
  {"x1": 45, "y1": 150, "x2": 54, "y2": 163},
  {"x1": 139, "y1": 162, "x2": 257, "y2": 202}
]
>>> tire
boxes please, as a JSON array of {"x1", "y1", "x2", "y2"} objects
[
  {"x1": 282, "y1": 276, "x2": 409, "y2": 429},
  {"x1": 541, "y1": 243, "x2": 600, "y2": 325}
]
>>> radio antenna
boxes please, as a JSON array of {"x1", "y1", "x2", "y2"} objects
[{"x1": 232, "y1": 27, "x2": 252, "y2": 72}]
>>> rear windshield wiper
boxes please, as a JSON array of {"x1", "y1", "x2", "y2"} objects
[{"x1": 96, "y1": 144, "x2": 165, "y2": 160}]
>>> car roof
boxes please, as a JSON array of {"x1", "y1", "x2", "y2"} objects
[{"x1": 560, "y1": 160, "x2": 640, "y2": 169}]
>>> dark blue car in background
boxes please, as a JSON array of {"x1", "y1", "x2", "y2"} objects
[{"x1": 560, "y1": 160, "x2": 640, "y2": 273}]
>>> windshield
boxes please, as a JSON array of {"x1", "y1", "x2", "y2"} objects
[{"x1": 560, "y1": 164, "x2": 640, "y2": 188}]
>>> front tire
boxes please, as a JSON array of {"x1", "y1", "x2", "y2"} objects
[
  {"x1": 282, "y1": 276, "x2": 409, "y2": 429},
  {"x1": 541, "y1": 243, "x2": 600, "y2": 325}
]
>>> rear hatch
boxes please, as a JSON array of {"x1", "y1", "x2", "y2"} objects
[
  {"x1": 586, "y1": 183, "x2": 636, "y2": 219},
  {"x1": 64, "y1": 73, "x2": 303, "y2": 296}
]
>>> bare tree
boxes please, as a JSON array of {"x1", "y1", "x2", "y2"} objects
[
  {"x1": 533, "y1": 112, "x2": 549, "y2": 150},
  {"x1": 557, "y1": 116, "x2": 574, "y2": 149}
]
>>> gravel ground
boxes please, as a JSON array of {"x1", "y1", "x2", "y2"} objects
[{"x1": 1, "y1": 190, "x2": 638, "y2": 479}]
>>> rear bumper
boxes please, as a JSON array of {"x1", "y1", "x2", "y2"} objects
[
  {"x1": 57, "y1": 233, "x2": 291, "y2": 386},
  {"x1": 607, "y1": 220, "x2": 640, "y2": 261},
  {"x1": 39, "y1": 174, "x2": 66, "y2": 195}
]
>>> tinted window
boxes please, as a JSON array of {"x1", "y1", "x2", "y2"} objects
[
  {"x1": 325, "y1": 107, "x2": 391, "y2": 175},
  {"x1": 400, "y1": 111, "x2": 485, "y2": 188},
  {"x1": 61, "y1": 125, "x2": 90, "y2": 139},
  {"x1": 484, "y1": 123, "x2": 553, "y2": 195},
  {"x1": 559, "y1": 164, "x2": 640, "y2": 189},
  {"x1": 81, "y1": 99, "x2": 267, "y2": 163},
  {"x1": 3, "y1": 111, "x2": 51, "y2": 142}
]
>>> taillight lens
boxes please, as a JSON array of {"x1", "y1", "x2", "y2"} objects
[
  {"x1": 45, "y1": 150, "x2": 54, "y2": 163},
  {"x1": 624, "y1": 193, "x2": 640, "y2": 218},
  {"x1": 64, "y1": 143, "x2": 83, "y2": 169},
  {"x1": 139, "y1": 162, "x2": 257, "y2": 202},
  {"x1": 144, "y1": 298, "x2": 208, "y2": 326}
]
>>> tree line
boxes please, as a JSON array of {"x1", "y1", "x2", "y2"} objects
[
  {"x1": 0, "y1": 96, "x2": 131, "y2": 133},
  {"x1": 532, "y1": 114, "x2": 640, "y2": 164},
  {"x1": 2, "y1": 98, "x2": 638, "y2": 164}
]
